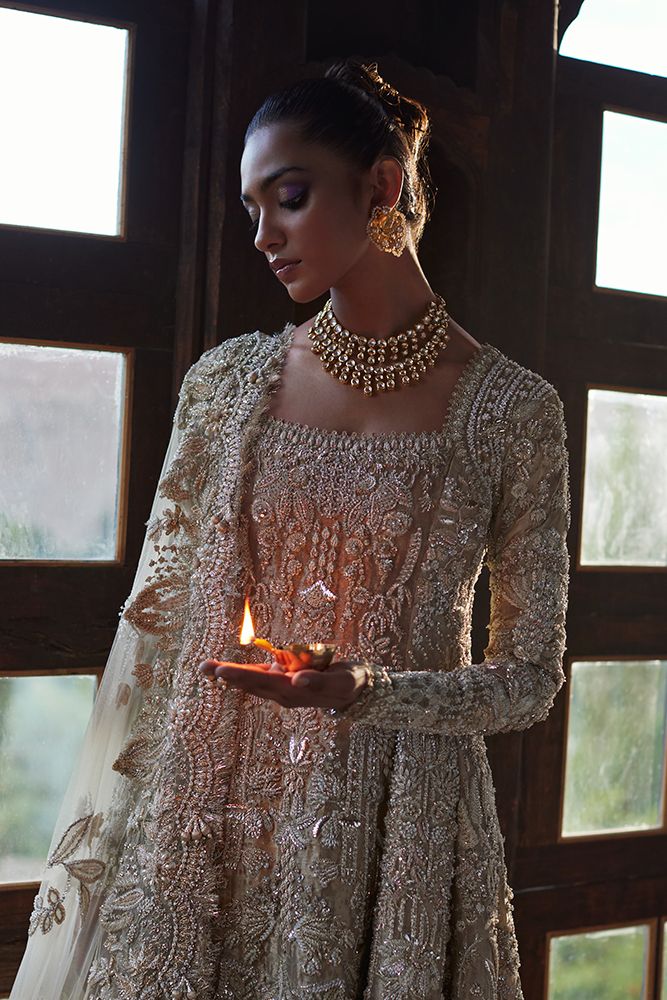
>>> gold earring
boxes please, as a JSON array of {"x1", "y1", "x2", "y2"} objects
[{"x1": 367, "y1": 204, "x2": 408, "y2": 257}]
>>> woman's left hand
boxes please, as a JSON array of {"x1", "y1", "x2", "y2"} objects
[{"x1": 198, "y1": 658, "x2": 369, "y2": 710}]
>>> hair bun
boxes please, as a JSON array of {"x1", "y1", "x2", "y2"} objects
[{"x1": 325, "y1": 60, "x2": 430, "y2": 161}]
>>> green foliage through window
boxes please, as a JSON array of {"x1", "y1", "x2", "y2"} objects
[
  {"x1": 0, "y1": 674, "x2": 96, "y2": 882},
  {"x1": 548, "y1": 925, "x2": 649, "y2": 1000},
  {"x1": 562, "y1": 660, "x2": 667, "y2": 836}
]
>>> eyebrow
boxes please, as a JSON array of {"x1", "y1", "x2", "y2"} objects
[{"x1": 240, "y1": 166, "x2": 309, "y2": 204}]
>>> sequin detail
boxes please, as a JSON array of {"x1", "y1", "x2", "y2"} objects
[{"x1": 31, "y1": 328, "x2": 568, "y2": 999}]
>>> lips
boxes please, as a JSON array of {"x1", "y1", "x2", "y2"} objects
[{"x1": 269, "y1": 258, "x2": 301, "y2": 279}]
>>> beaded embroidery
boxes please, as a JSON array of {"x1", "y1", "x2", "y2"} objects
[{"x1": 21, "y1": 326, "x2": 569, "y2": 1000}]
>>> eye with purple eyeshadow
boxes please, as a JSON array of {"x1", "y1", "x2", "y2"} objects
[
  {"x1": 245, "y1": 181, "x2": 309, "y2": 233},
  {"x1": 277, "y1": 183, "x2": 309, "y2": 209}
]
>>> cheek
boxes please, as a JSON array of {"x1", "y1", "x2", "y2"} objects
[
  {"x1": 302, "y1": 182, "x2": 364, "y2": 236},
  {"x1": 302, "y1": 199, "x2": 367, "y2": 262},
  {"x1": 280, "y1": 193, "x2": 369, "y2": 301}
]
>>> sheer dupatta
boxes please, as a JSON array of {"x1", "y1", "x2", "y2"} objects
[
  {"x1": 9, "y1": 390, "x2": 197, "y2": 999},
  {"x1": 9, "y1": 327, "x2": 293, "y2": 1000}
]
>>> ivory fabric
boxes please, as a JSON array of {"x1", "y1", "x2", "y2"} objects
[{"x1": 10, "y1": 325, "x2": 570, "y2": 999}]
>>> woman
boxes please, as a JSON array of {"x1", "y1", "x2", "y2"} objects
[{"x1": 11, "y1": 62, "x2": 570, "y2": 999}]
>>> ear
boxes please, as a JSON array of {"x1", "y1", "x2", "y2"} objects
[{"x1": 369, "y1": 156, "x2": 404, "y2": 211}]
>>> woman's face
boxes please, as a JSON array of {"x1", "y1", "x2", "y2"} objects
[{"x1": 240, "y1": 122, "x2": 372, "y2": 303}]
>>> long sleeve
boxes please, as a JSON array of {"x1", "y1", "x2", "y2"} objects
[{"x1": 334, "y1": 385, "x2": 570, "y2": 735}]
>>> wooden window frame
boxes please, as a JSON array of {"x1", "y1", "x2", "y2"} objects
[
  {"x1": 544, "y1": 918, "x2": 658, "y2": 1000},
  {"x1": 512, "y1": 45, "x2": 667, "y2": 1000}
]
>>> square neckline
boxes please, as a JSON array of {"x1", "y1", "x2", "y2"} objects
[{"x1": 263, "y1": 322, "x2": 493, "y2": 445}]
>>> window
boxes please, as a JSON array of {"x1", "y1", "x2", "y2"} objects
[
  {"x1": 0, "y1": 7, "x2": 130, "y2": 236},
  {"x1": 580, "y1": 388, "x2": 667, "y2": 568},
  {"x1": 0, "y1": 341, "x2": 130, "y2": 562},
  {"x1": 515, "y1": 1, "x2": 667, "y2": 995},
  {"x1": 0, "y1": 0, "x2": 191, "y2": 991},
  {"x1": 561, "y1": 659, "x2": 667, "y2": 837},
  {"x1": 547, "y1": 923, "x2": 653, "y2": 1000},
  {"x1": 560, "y1": 0, "x2": 667, "y2": 80},
  {"x1": 0, "y1": 671, "x2": 98, "y2": 883},
  {"x1": 595, "y1": 110, "x2": 667, "y2": 299}
]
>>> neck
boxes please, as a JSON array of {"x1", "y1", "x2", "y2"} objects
[{"x1": 328, "y1": 247, "x2": 437, "y2": 338}]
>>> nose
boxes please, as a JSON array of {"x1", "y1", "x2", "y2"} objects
[{"x1": 253, "y1": 213, "x2": 284, "y2": 255}]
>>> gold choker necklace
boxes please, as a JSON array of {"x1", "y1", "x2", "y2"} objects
[{"x1": 307, "y1": 296, "x2": 451, "y2": 396}]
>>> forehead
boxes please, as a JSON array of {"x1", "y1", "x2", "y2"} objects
[{"x1": 240, "y1": 122, "x2": 348, "y2": 194}]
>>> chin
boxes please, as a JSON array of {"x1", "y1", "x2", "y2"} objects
[{"x1": 284, "y1": 279, "x2": 329, "y2": 305}]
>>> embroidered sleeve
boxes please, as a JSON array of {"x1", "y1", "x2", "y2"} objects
[
  {"x1": 119, "y1": 358, "x2": 208, "y2": 646},
  {"x1": 334, "y1": 387, "x2": 571, "y2": 734}
]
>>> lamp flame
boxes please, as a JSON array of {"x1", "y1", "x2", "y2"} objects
[{"x1": 239, "y1": 597, "x2": 255, "y2": 646}]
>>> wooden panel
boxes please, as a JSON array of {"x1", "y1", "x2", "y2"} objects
[
  {"x1": 515, "y1": 836, "x2": 667, "y2": 891},
  {"x1": 0, "y1": 886, "x2": 34, "y2": 995},
  {"x1": 306, "y1": 0, "x2": 480, "y2": 87}
]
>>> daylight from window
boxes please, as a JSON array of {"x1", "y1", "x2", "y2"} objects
[
  {"x1": 548, "y1": 925, "x2": 650, "y2": 1000},
  {"x1": 580, "y1": 388, "x2": 667, "y2": 567},
  {"x1": 0, "y1": 8, "x2": 129, "y2": 236},
  {"x1": 562, "y1": 660, "x2": 667, "y2": 837},
  {"x1": 0, "y1": 673, "x2": 97, "y2": 883},
  {"x1": 559, "y1": 0, "x2": 667, "y2": 79},
  {"x1": 596, "y1": 111, "x2": 667, "y2": 299},
  {"x1": 0, "y1": 342, "x2": 127, "y2": 561}
]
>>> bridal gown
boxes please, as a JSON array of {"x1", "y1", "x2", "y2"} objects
[{"x1": 10, "y1": 326, "x2": 570, "y2": 999}]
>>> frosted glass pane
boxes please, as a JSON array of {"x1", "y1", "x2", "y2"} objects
[
  {"x1": 581, "y1": 389, "x2": 667, "y2": 566},
  {"x1": 548, "y1": 925, "x2": 649, "y2": 1000},
  {"x1": 562, "y1": 660, "x2": 667, "y2": 837},
  {"x1": 0, "y1": 9, "x2": 129, "y2": 236},
  {"x1": 560, "y1": 0, "x2": 667, "y2": 79},
  {"x1": 0, "y1": 673, "x2": 96, "y2": 883},
  {"x1": 0, "y1": 342, "x2": 126, "y2": 561},
  {"x1": 595, "y1": 111, "x2": 667, "y2": 299}
]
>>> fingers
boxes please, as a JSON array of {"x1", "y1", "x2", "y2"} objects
[
  {"x1": 198, "y1": 658, "x2": 219, "y2": 678},
  {"x1": 199, "y1": 659, "x2": 273, "y2": 698},
  {"x1": 216, "y1": 666, "x2": 308, "y2": 708},
  {"x1": 197, "y1": 658, "x2": 363, "y2": 710}
]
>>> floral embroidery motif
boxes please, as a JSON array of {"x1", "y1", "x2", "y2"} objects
[
  {"x1": 29, "y1": 813, "x2": 106, "y2": 936},
  {"x1": 29, "y1": 887, "x2": 66, "y2": 936}
]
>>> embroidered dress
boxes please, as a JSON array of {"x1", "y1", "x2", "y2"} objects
[{"x1": 10, "y1": 327, "x2": 570, "y2": 1000}]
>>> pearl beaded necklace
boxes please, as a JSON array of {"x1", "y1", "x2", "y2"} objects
[{"x1": 307, "y1": 296, "x2": 451, "y2": 396}]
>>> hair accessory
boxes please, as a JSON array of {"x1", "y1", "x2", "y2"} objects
[
  {"x1": 367, "y1": 204, "x2": 408, "y2": 257},
  {"x1": 307, "y1": 296, "x2": 450, "y2": 397}
]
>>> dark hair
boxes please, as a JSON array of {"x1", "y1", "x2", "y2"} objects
[{"x1": 245, "y1": 60, "x2": 434, "y2": 246}]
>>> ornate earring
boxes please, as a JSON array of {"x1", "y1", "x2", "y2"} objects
[{"x1": 366, "y1": 204, "x2": 408, "y2": 257}]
